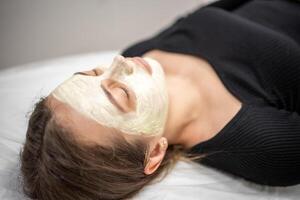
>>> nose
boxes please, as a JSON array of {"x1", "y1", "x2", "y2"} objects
[
  {"x1": 123, "y1": 62, "x2": 134, "y2": 75},
  {"x1": 112, "y1": 55, "x2": 152, "y2": 76},
  {"x1": 109, "y1": 55, "x2": 133, "y2": 76}
]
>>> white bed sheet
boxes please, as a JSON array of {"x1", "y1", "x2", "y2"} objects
[{"x1": 0, "y1": 51, "x2": 299, "y2": 200}]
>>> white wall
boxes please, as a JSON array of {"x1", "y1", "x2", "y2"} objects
[{"x1": 0, "y1": 0, "x2": 215, "y2": 69}]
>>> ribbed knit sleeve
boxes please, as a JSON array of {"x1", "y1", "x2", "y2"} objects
[{"x1": 188, "y1": 104, "x2": 300, "y2": 186}]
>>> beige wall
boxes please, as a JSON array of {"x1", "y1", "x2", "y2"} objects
[{"x1": 0, "y1": 0, "x2": 215, "y2": 69}]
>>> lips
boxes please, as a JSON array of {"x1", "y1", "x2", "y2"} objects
[{"x1": 131, "y1": 57, "x2": 152, "y2": 75}]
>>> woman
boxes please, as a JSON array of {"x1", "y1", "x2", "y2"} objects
[{"x1": 20, "y1": 0, "x2": 300, "y2": 199}]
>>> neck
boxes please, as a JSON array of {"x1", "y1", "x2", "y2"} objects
[{"x1": 162, "y1": 73, "x2": 215, "y2": 149}]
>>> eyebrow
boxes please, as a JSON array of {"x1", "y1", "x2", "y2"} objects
[
  {"x1": 100, "y1": 84, "x2": 126, "y2": 113},
  {"x1": 73, "y1": 72, "x2": 87, "y2": 75},
  {"x1": 73, "y1": 69, "x2": 98, "y2": 76}
]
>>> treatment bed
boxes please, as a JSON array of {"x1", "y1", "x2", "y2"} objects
[{"x1": 0, "y1": 51, "x2": 299, "y2": 200}]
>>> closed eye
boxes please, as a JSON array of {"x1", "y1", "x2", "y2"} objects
[
  {"x1": 101, "y1": 85, "x2": 126, "y2": 112},
  {"x1": 101, "y1": 79, "x2": 136, "y2": 112},
  {"x1": 121, "y1": 87, "x2": 130, "y2": 99}
]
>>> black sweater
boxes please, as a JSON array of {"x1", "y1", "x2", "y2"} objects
[{"x1": 121, "y1": 0, "x2": 300, "y2": 186}]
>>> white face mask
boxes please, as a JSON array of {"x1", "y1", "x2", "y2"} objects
[{"x1": 51, "y1": 55, "x2": 169, "y2": 137}]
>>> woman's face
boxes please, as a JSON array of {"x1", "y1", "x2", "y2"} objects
[{"x1": 50, "y1": 55, "x2": 169, "y2": 137}]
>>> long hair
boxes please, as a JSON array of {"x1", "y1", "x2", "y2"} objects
[{"x1": 19, "y1": 97, "x2": 202, "y2": 200}]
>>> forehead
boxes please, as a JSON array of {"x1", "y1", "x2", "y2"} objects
[{"x1": 46, "y1": 95, "x2": 120, "y2": 146}]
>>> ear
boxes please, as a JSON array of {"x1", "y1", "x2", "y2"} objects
[{"x1": 144, "y1": 137, "x2": 168, "y2": 175}]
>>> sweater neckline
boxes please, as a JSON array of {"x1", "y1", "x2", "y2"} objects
[{"x1": 187, "y1": 103, "x2": 249, "y2": 153}]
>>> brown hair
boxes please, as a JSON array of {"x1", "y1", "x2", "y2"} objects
[{"x1": 19, "y1": 97, "x2": 201, "y2": 200}]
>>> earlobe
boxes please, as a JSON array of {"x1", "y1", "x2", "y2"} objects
[
  {"x1": 144, "y1": 137, "x2": 168, "y2": 175},
  {"x1": 144, "y1": 158, "x2": 162, "y2": 175}
]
